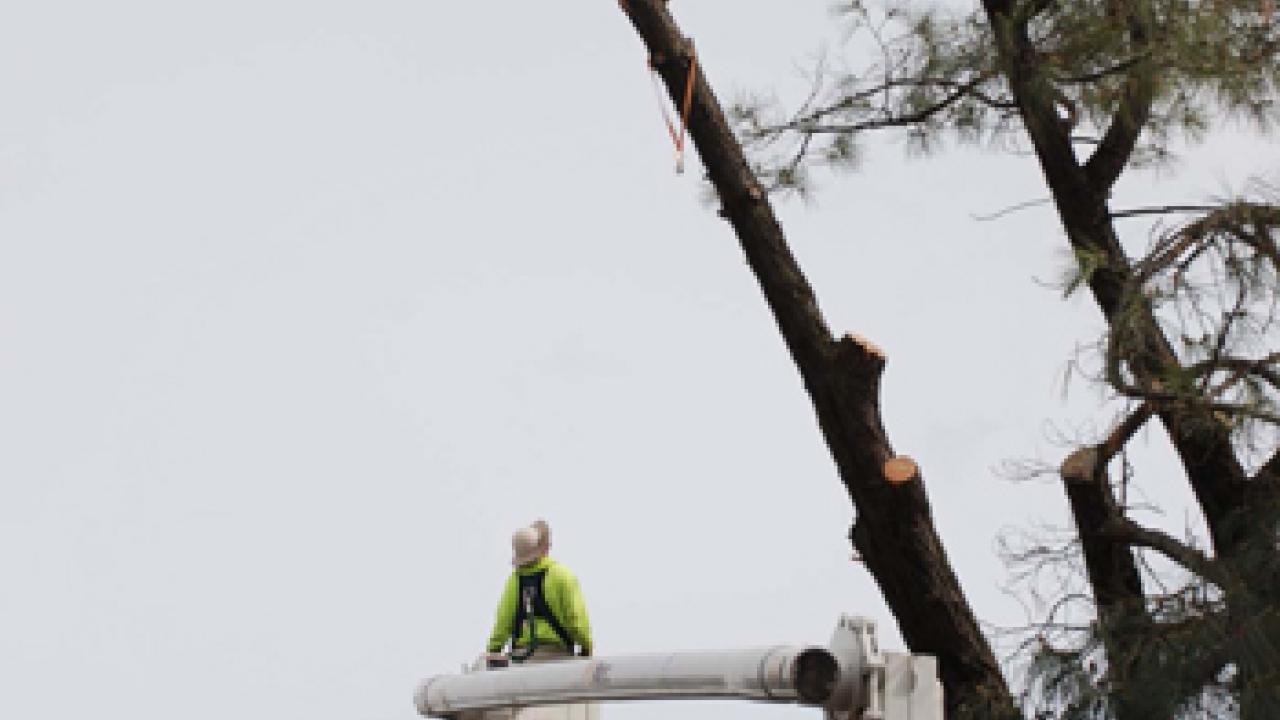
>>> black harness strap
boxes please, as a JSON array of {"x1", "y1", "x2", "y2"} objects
[{"x1": 510, "y1": 569, "x2": 575, "y2": 652}]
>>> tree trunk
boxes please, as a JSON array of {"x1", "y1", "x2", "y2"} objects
[
  {"x1": 614, "y1": 3, "x2": 1019, "y2": 717},
  {"x1": 977, "y1": 0, "x2": 1250, "y2": 558}
]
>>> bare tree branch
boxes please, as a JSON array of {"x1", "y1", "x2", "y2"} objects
[
  {"x1": 1102, "y1": 380, "x2": 1280, "y2": 425},
  {"x1": 1054, "y1": 54, "x2": 1147, "y2": 85},
  {"x1": 778, "y1": 76, "x2": 1004, "y2": 135},
  {"x1": 1102, "y1": 518, "x2": 1224, "y2": 586},
  {"x1": 778, "y1": 76, "x2": 1014, "y2": 132},
  {"x1": 972, "y1": 197, "x2": 1052, "y2": 222},
  {"x1": 1193, "y1": 353, "x2": 1280, "y2": 394},
  {"x1": 1177, "y1": 202, "x2": 1280, "y2": 271},
  {"x1": 1097, "y1": 403, "x2": 1155, "y2": 463},
  {"x1": 1109, "y1": 205, "x2": 1217, "y2": 220}
]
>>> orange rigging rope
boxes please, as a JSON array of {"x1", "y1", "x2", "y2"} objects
[{"x1": 648, "y1": 48, "x2": 697, "y2": 174}]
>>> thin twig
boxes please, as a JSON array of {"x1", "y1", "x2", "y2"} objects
[{"x1": 973, "y1": 197, "x2": 1053, "y2": 222}]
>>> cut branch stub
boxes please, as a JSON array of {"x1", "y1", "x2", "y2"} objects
[
  {"x1": 1060, "y1": 447, "x2": 1101, "y2": 482},
  {"x1": 1058, "y1": 447, "x2": 1147, "y2": 622},
  {"x1": 883, "y1": 456, "x2": 920, "y2": 484},
  {"x1": 843, "y1": 332, "x2": 885, "y2": 361}
]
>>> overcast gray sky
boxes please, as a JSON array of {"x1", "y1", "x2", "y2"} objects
[{"x1": 1, "y1": 2, "x2": 1273, "y2": 720}]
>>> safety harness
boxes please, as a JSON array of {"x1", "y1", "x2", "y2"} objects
[{"x1": 509, "y1": 569, "x2": 575, "y2": 662}]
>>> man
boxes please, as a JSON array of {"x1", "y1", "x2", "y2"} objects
[{"x1": 486, "y1": 520, "x2": 592, "y2": 662}]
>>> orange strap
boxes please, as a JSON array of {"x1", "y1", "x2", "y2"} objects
[{"x1": 649, "y1": 49, "x2": 697, "y2": 174}]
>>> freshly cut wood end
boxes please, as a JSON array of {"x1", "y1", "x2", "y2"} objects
[
  {"x1": 842, "y1": 332, "x2": 886, "y2": 360},
  {"x1": 883, "y1": 456, "x2": 918, "y2": 484},
  {"x1": 1060, "y1": 447, "x2": 1099, "y2": 482}
]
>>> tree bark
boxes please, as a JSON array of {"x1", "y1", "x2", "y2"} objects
[
  {"x1": 1060, "y1": 449, "x2": 1145, "y2": 614},
  {"x1": 977, "y1": 0, "x2": 1250, "y2": 558},
  {"x1": 614, "y1": 3, "x2": 1018, "y2": 717},
  {"x1": 1060, "y1": 448, "x2": 1148, "y2": 720}
]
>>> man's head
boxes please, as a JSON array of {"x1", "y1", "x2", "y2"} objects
[{"x1": 511, "y1": 524, "x2": 544, "y2": 567}]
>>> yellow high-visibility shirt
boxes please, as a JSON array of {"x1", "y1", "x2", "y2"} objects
[{"x1": 486, "y1": 557, "x2": 592, "y2": 654}]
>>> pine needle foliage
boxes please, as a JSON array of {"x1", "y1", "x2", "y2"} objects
[{"x1": 736, "y1": 0, "x2": 1277, "y2": 192}]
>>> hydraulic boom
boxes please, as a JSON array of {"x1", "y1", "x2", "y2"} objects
[{"x1": 414, "y1": 614, "x2": 942, "y2": 720}]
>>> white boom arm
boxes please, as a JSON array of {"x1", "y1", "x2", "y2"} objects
[{"x1": 413, "y1": 614, "x2": 942, "y2": 720}]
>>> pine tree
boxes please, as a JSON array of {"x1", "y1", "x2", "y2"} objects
[{"x1": 615, "y1": 1, "x2": 1278, "y2": 718}]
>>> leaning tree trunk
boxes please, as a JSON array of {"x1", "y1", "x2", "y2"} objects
[{"x1": 613, "y1": 3, "x2": 1019, "y2": 718}]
